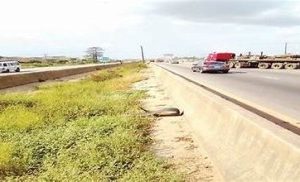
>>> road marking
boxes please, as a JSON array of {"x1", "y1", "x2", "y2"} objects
[{"x1": 262, "y1": 76, "x2": 279, "y2": 80}]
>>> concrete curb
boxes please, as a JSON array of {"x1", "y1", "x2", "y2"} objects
[
  {"x1": 153, "y1": 65, "x2": 300, "y2": 181},
  {"x1": 0, "y1": 63, "x2": 120, "y2": 89}
]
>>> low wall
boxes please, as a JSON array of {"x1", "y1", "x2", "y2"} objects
[
  {"x1": 0, "y1": 64, "x2": 120, "y2": 89},
  {"x1": 154, "y1": 65, "x2": 300, "y2": 181}
]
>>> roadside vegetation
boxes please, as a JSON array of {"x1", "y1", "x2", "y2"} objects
[
  {"x1": 0, "y1": 63, "x2": 181, "y2": 181},
  {"x1": 21, "y1": 59, "x2": 92, "y2": 68}
]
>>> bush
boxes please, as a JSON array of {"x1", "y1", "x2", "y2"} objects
[
  {"x1": 90, "y1": 69, "x2": 123, "y2": 82},
  {"x1": 0, "y1": 63, "x2": 180, "y2": 181}
]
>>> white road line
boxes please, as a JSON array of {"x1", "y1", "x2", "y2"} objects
[{"x1": 262, "y1": 76, "x2": 279, "y2": 80}]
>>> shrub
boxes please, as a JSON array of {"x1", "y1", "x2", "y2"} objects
[{"x1": 0, "y1": 63, "x2": 180, "y2": 181}]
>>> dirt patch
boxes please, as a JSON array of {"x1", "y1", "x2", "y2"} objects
[{"x1": 134, "y1": 66, "x2": 222, "y2": 182}]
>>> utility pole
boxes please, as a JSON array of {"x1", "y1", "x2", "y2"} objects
[
  {"x1": 140, "y1": 45, "x2": 145, "y2": 63},
  {"x1": 285, "y1": 42, "x2": 288, "y2": 55}
]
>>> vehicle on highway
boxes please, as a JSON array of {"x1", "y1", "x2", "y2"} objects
[
  {"x1": 170, "y1": 60, "x2": 179, "y2": 64},
  {"x1": 0, "y1": 61, "x2": 21, "y2": 73},
  {"x1": 192, "y1": 52, "x2": 234, "y2": 73},
  {"x1": 192, "y1": 61, "x2": 230, "y2": 73},
  {"x1": 229, "y1": 53, "x2": 300, "y2": 69},
  {"x1": 155, "y1": 58, "x2": 164, "y2": 62},
  {"x1": 191, "y1": 61, "x2": 202, "y2": 72}
]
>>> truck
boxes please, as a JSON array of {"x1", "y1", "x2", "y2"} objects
[
  {"x1": 206, "y1": 52, "x2": 236, "y2": 62},
  {"x1": 192, "y1": 52, "x2": 235, "y2": 73},
  {"x1": 229, "y1": 52, "x2": 300, "y2": 69}
]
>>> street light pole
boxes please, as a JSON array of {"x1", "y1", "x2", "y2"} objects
[
  {"x1": 140, "y1": 46, "x2": 145, "y2": 63},
  {"x1": 285, "y1": 42, "x2": 288, "y2": 55}
]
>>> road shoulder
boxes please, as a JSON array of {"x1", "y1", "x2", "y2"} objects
[{"x1": 134, "y1": 66, "x2": 222, "y2": 181}]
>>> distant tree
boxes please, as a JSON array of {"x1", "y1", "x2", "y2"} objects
[{"x1": 86, "y1": 47, "x2": 104, "y2": 62}]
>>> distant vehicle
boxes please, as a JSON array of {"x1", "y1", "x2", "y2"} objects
[
  {"x1": 170, "y1": 60, "x2": 179, "y2": 64},
  {"x1": 192, "y1": 52, "x2": 234, "y2": 73},
  {"x1": 191, "y1": 61, "x2": 202, "y2": 72},
  {"x1": 0, "y1": 61, "x2": 21, "y2": 73},
  {"x1": 155, "y1": 58, "x2": 164, "y2": 62},
  {"x1": 229, "y1": 53, "x2": 300, "y2": 69}
]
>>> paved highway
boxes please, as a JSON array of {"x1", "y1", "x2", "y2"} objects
[
  {"x1": 0, "y1": 63, "x2": 116, "y2": 77},
  {"x1": 158, "y1": 63, "x2": 300, "y2": 126},
  {"x1": 0, "y1": 64, "x2": 100, "y2": 76}
]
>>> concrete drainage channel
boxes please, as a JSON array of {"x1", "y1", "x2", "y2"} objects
[
  {"x1": 153, "y1": 65, "x2": 300, "y2": 181},
  {"x1": 0, "y1": 63, "x2": 121, "y2": 89}
]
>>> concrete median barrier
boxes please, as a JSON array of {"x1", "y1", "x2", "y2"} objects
[
  {"x1": 0, "y1": 63, "x2": 120, "y2": 89},
  {"x1": 153, "y1": 65, "x2": 300, "y2": 181}
]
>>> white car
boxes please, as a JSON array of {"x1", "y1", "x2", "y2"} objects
[
  {"x1": 170, "y1": 60, "x2": 179, "y2": 64},
  {"x1": 191, "y1": 60, "x2": 230, "y2": 73},
  {"x1": 0, "y1": 61, "x2": 21, "y2": 73}
]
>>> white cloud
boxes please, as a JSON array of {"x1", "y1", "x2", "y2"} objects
[
  {"x1": 0, "y1": 0, "x2": 300, "y2": 58},
  {"x1": 0, "y1": 0, "x2": 146, "y2": 57}
]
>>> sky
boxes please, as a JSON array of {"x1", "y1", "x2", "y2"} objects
[{"x1": 1, "y1": 0, "x2": 300, "y2": 59}]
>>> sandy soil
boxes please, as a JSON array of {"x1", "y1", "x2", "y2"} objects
[{"x1": 134, "y1": 67, "x2": 222, "y2": 182}]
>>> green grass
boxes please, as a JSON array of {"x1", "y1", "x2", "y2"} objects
[{"x1": 0, "y1": 63, "x2": 181, "y2": 181}]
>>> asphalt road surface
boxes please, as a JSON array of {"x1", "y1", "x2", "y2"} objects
[
  {"x1": 158, "y1": 63, "x2": 300, "y2": 126},
  {"x1": 0, "y1": 64, "x2": 112, "y2": 77}
]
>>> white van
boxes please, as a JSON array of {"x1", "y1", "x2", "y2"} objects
[{"x1": 0, "y1": 61, "x2": 21, "y2": 73}]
